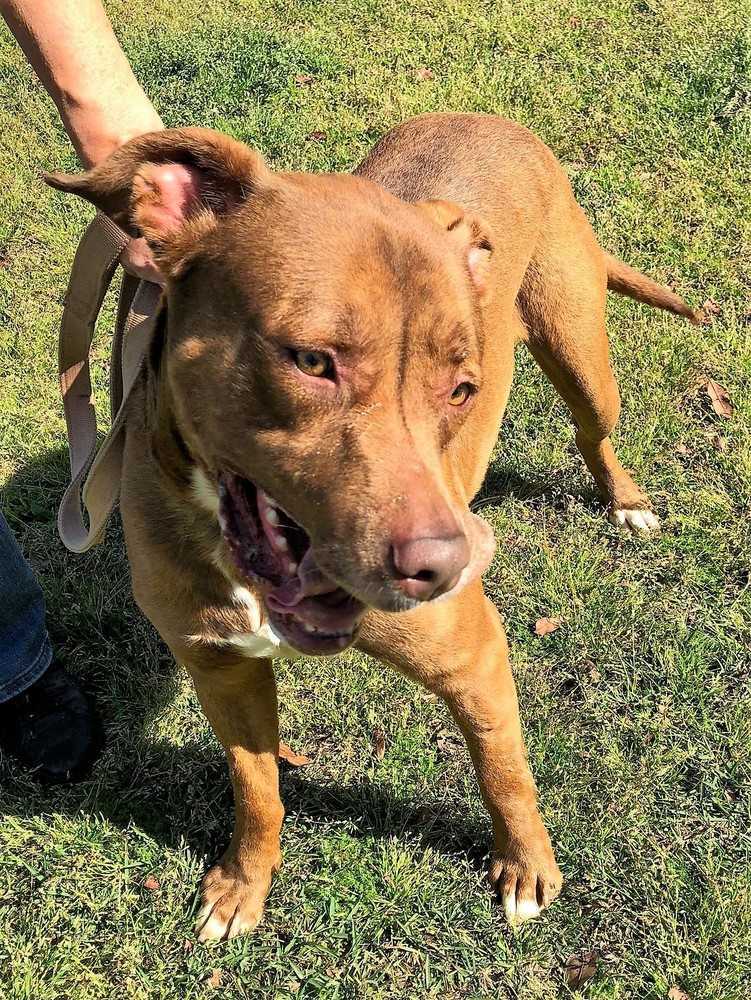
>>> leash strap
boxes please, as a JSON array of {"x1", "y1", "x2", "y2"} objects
[{"x1": 57, "y1": 213, "x2": 161, "y2": 552}]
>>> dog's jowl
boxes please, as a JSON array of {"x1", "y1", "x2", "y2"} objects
[{"x1": 47, "y1": 113, "x2": 697, "y2": 940}]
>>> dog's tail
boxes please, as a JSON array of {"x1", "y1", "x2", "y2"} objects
[{"x1": 605, "y1": 253, "x2": 701, "y2": 324}]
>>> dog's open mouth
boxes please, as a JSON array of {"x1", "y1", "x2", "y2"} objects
[{"x1": 218, "y1": 473, "x2": 366, "y2": 655}]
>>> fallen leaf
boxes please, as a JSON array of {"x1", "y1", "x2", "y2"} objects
[
  {"x1": 565, "y1": 950, "x2": 598, "y2": 988},
  {"x1": 701, "y1": 298, "x2": 722, "y2": 320},
  {"x1": 306, "y1": 129, "x2": 327, "y2": 142},
  {"x1": 278, "y1": 741, "x2": 312, "y2": 766},
  {"x1": 207, "y1": 968, "x2": 223, "y2": 989},
  {"x1": 414, "y1": 67, "x2": 435, "y2": 80},
  {"x1": 372, "y1": 727, "x2": 386, "y2": 760},
  {"x1": 534, "y1": 617, "x2": 561, "y2": 637},
  {"x1": 703, "y1": 378, "x2": 734, "y2": 419},
  {"x1": 182, "y1": 938, "x2": 194, "y2": 952},
  {"x1": 674, "y1": 441, "x2": 689, "y2": 456},
  {"x1": 711, "y1": 433, "x2": 728, "y2": 452},
  {"x1": 435, "y1": 726, "x2": 457, "y2": 751},
  {"x1": 294, "y1": 73, "x2": 315, "y2": 86},
  {"x1": 143, "y1": 875, "x2": 160, "y2": 891},
  {"x1": 668, "y1": 987, "x2": 691, "y2": 1000}
]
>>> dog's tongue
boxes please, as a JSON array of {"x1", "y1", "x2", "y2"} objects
[
  {"x1": 266, "y1": 550, "x2": 362, "y2": 631},
  {"x1": 266, "y1": 549, "x2": 335, "y2": 604}
]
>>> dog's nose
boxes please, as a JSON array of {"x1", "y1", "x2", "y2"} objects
[{"x1": 391, "y1": 534, "x2": 470, "y2": 601}]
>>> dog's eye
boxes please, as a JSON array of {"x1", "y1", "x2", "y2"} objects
[
  {"x1": 449, "y1": 382, "x2": 474, "y2": 406},
  {"x1": 293, "y1": 350, "x2": 334, "y2": 379}
]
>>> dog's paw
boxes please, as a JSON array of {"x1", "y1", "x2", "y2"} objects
[
  {"x1": 194, "y1": 854, "x2": 279, "y2": 942},
  {"x1": 488, "y1": 834, "x2": 562, "y2": 926},
  {"x1": 609, "y1": 506, "x2": 660, "y2": 534}
]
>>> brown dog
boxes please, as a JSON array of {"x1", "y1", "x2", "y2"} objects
[{"x1": 46, "y1": 113, "x2": 697, "y2": 941}]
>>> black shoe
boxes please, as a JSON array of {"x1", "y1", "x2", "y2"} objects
[{"x1": 0, "y1": 660, "x2": 102, "y2": 783}]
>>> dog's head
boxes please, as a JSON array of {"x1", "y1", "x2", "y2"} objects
[{"x1": 47, "y1": 128, "x2": 496, "y2": 654}]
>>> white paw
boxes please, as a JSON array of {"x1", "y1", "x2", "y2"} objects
[
  {"x1": 194, "y1": 903, "x2": 261, "y2": 943},
  {"x1": 194, "y1": 859, "x2": 275, "y2": 942},
  {"x1": 489, "y1": 838, "x2": 561, "y2": 928},
  {"x1": 609, "y1": 508, "x2": 661, "y2": 534},
  {"x1": 502, "y1": 891, "x2": 542, "y2": 926}
]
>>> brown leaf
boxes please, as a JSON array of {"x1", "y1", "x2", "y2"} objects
[
  {"x1": 703, "y1": 378, "x2": 733, "y2": 419},
  {"x1": 565, "y1": 950, "x2": 598, "y2": 988},
  {"x1": 143, "y1": 875, "x2": 160, "y2": 891},
  {"x1": 712, "y1": 433, "x2": 728, "y2": 452},
  {"x1": 306, "y1": 129, "x2": 327, "y2": 142},
  {"x1": 534, "y1": 617, "x2": 561, "y2": 637},
  {"x1": 701, "y1": 298, "x2": 722, "y2": 320},
  {"x1": 435, "y1": 726, "x2": 457, "y2": 752},
  {"x1": 668, "y1": 987, "x2": 691, "y2": 1000},
  {"x1": 372, "y1": 727, "x2": 386, "y2": 760},
  {"x1": 294, "y1": 73, "x2": 315, "y2": 86},
  {"x1": 207, "y1": 968, "x2": 223, "y2": 989},
  {"x1": 414, "y1": 67, "x2": 435, "y2": 80},
  {"x1": 278, "y1": 741, "x2": 312, "y2": 766},
  {"x1": 674, "y1": 441, "x2": 689, "y2": 456}
]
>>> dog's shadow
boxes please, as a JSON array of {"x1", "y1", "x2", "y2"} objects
[
  {"x1": 0, "y1": 445, "x2": 588, "y2": 874},
  {"x1": 473, "y1": 455, "x2": 601, "y2": 514}
]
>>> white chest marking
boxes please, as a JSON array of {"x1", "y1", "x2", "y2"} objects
[
  {"x1": 226, "y1": 621, "x2": 302, "y2": 660},
  {"x1": 228, "y1": 586, "x2": 302, "y2": 660}
]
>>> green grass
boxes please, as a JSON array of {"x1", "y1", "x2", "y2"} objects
[{"x1": 1, "y1": 1, "x2": 750, "y2": 997}]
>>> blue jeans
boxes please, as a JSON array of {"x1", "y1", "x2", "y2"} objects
[{"x1": 0, "y1": 509, "x2": 52, "y2": 702}]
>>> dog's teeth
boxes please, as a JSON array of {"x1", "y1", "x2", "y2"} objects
[
  {"x1": 274, "y1": 533, "x2": 288, "y2": 551},
  {"x1": 266, "y1": 508, "x2": 279, "y2": 526}
]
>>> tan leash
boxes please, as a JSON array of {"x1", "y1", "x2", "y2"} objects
[{"x1": 57, "y1": 213, "x2": 161, "y2": 552}]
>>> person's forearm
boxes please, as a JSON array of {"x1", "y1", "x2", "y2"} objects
[{"x1": 1, "y1": 0, "x2": 162, "y2": 167}]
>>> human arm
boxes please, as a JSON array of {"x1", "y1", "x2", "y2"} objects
[{"x1": 1, "y1": 0, "x2": 163, "y2": 280}]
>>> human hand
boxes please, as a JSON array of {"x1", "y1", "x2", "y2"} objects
[{"x1": 120, "y1": 236, "x2": 163, "y2": 286}]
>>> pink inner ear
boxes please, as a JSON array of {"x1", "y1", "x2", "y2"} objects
[
  {"x1": 467, "y1": 245, "x2": 492, "y2": 294},
  {"x1": 132, "y1": 162, "x2": 203, "y2": 239}
]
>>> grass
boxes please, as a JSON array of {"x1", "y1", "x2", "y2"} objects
[{"x1": 1, "y1": 0, "x2": 750, "y2": 997}]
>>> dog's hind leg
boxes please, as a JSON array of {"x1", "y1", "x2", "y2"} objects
[
  {"x1": 182, "y1": 654, "x2": 284, "y2": 942},
  {"x1": 358, "y1": 581, "x2": 562, "y2": 925},
  {"x1": 519, "y1": 229, "x2": 660, "y2": 533}
]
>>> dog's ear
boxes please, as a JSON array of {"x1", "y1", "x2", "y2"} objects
[
  {"x1": 44, "y1": 128, "x2": 269, "y2": 276},
  {"x1": 415, "y1": 199, "x2": 494, "y2": 297}
]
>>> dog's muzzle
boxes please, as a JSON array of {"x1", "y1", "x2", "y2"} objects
[{"x1": 218, "y1": 473, "x2": 366, "y2": 655}]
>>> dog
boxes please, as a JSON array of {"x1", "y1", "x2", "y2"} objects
[{"x1": 46, "y1": 113, "x2": 698, "y2": 941}]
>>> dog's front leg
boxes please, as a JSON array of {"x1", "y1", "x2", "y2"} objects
[
  {"x1": 359, "y1": 582, "x2": 562, "y2": 924},
  {"x1": 182, "y1": 654, "x2": 283, "y2": 942}
]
